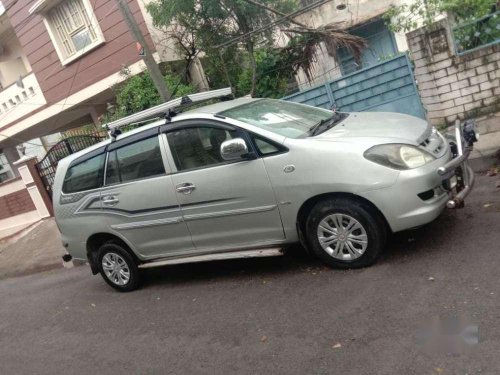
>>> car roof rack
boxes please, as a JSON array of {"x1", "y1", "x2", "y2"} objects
[{"x1": 103, "y1": 87, "x2": 233, "y2": 133}]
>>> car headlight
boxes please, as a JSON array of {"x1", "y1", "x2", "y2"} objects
[{"x1": 364, "y1": 144, "x2": 436, "y2": 170}]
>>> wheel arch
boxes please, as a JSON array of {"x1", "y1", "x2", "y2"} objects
[
  {"x1": 86, "y1": 232, "x2": 140, "y2": 274},
  {"x1": 296, "y1": 192, "x2": 391, "y2": 236}
]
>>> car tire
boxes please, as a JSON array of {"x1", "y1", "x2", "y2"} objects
[
  {"x1": 306, "y1": 197, "x2": 387, "y2": 269},
  {"x1": 97, "y1": 241, "x2": 141, "y2": 292}
]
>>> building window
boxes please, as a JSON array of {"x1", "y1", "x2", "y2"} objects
[
  {"x1": 0, "y1": 152, "x2": 15, "y2": 183},
  {"x1": 44, "y1": 0, "x2": 104, "y2": 65}
]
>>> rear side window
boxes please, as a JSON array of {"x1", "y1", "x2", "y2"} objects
[
  {"x1": 62, "y1": 154, "x2": 105, "y2": 193},
  {"x1": 105, "y1": 136, "x2": 165, "y2": 185}
]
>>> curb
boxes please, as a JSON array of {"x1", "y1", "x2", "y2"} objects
[
  {"x1": 0, "y1": 259, "x2": 88, "y2": 281},
  {"x1": 0, "y1": 220, "x2": 43, "y2": 245},
  {"x1": 0, "y1": 262, "x2": 63, "y2": 281}
]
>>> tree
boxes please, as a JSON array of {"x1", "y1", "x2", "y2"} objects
[
  {"x1": 147, "y1": 0, "x2": 367, "y2": 97},
  {"x1": 147, "y1": 0, "x2": 297, "y2": 96},
  {"x1": 106, "y1": 68, "x2": 195, "y2": 124}
]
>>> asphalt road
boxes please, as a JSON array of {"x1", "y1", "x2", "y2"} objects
[{"x1": 0, "y1": 174, "x2": 499, "y2": 375}]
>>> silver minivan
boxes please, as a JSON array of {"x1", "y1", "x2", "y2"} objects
[{"x1": 54, "y1": 97, "x2": 475, "y2": 291}]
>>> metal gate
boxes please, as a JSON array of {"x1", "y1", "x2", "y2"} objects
[
  {"x1": 283, "y1": 54, "x2": 425, "y2": 119},
  {"x1": 35, "y1": 135, "x2": 107, "y2": 198}
]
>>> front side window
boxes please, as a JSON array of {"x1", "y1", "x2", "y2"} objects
[
  {"x1": 252, "y1": 136, "x2": 280, "y2": 156},
  {"x1": 63, "y1": 153, "x2": 105, "y2": 193},
  {"x1": 45, "y1": 0, "x2": 103, "y2": 64},
  {"x1": 167, "y1": 127, "x2": 238, "y2": 171},
  {"x1": 105, "y1": 136, "x2": 165, "y2": 185},
  {"x1": 220, "y1": 99, "x2": 334, "y2": 139}
]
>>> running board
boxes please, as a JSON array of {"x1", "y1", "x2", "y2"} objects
[{"x1": 138, "y1": 248, "x2": 284, "y2": 269}]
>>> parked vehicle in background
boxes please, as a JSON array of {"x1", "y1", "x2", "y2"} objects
[{"x1": 53, "y1": 92, "x2": 476, "y2": 291}]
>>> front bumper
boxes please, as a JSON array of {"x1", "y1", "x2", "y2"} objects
[
  {"x1": 438, "y1": 121, "x2": 476, "y2": 209},
  {"x1": 360, "y1": 120, "x2": 476, "y2": 232}
]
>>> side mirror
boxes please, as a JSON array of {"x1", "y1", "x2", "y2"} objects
[{"x1": 220, "y1": 138, "x2": 249, "y2": 161}]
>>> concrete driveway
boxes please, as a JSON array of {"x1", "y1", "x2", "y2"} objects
[
  {"x1": 0, "y1": 218, "x2": 65, "y2": 280},
  {"x1": 0, "y1": 174, "x2": 499, "y2": 374}
]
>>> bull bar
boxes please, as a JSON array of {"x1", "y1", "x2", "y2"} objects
[{"x1": 437, "y1": 120, "x2": 477, "y2": 209}]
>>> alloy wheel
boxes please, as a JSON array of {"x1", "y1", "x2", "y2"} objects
[
  {"x1": 101, "y1": 252, "x2": 131, "y2": 286},
  {"x1": 317, "y1": 213, "x2": 368, "y2": 261}
]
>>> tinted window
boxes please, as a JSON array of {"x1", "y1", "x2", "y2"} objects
[
  {"x1": 63, "y1": 154, "x2": 105, "y2": 193},
  {"x1": 105, "y1": 136, "x2": 165, "y2": 185},
  {"x1": 167, "y1": 127, "x2": 237, "y2": 171},
  {"x1": 253, "y1": 136, "x2": 280, "y2": 156}
]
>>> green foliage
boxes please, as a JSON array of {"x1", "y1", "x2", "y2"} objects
[
  {"x1": 235, "y1": 49, "x2": 292, "y2": 98},
  {"x1": 384, "y1": 0, "x2": 497, "y2": 32},
  {"x1": 202, "y1": 46, "x2": 248, "y2": 91},
  {"x1": 147, "y1": 0, "x2": 297, "y2": 44},
  {"x1": 453, "y1": 10, "x2": 500, "y2": 53},
  {"x1": 108, "y1": 70, "x2": 195, "y2": 123}
]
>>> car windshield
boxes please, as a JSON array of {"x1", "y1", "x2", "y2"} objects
[{"x1": 220, "y1": 99, "x2": 335, "y2": 138}]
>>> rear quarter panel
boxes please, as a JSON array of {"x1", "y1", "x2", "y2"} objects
[{"x1": 53, "y1": 157, "x2": 104, "y2": 260}]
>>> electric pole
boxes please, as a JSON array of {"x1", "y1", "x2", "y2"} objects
[{"x1": 116, "y1": 0, "x2": 171, "y2": 101}]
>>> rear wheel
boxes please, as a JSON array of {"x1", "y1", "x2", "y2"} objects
[
  {"x1": 97, "y1": 242, "x2": 141, "y2": 292},
  {"x1": 306, "y1": 197, "x2": 386, "y2": 268}
]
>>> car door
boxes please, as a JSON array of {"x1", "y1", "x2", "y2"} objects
[
  {"x1": 162, "y1": 120, "x2": 285, "y2": 252},
  {"x1": 101, "y1": 128, "x2": 194, "y2": 259}
]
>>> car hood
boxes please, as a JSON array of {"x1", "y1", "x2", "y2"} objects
[{"x1": 315, "y1": 112, "x2": 431, "y2": 144}]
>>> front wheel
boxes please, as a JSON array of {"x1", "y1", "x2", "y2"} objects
[
  {"x1": 306, "y1": 197, "x2": 387, "y2": 269},
  {"x1": 97, "y1": 242, "x2": 141, "y2": 292}
]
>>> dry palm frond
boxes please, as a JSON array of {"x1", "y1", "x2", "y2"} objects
[{"x1": 282, "y1": 23, "x2": 367, "y2": 82}]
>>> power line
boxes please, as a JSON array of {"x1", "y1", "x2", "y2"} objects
[{"x1": 215, "y1": 0, "x2": 333, "y2": 49}]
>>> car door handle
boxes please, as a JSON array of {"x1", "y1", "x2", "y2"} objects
[
  {"x1": 176, "y1": 183, "x2": 196, "y2": 194},
  {"x1": 102, "y1": 196, "x2": 119, "y2": 206}
]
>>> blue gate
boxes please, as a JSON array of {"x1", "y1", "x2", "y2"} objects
[{"x1": 283, "y1": 54, "x2": 425, "y2": 119}]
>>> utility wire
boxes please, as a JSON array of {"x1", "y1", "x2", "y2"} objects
[{"x1": 215, "y1": 0, "x2": 333, "y2": 49}]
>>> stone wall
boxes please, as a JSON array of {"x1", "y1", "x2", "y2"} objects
[{"x1": 407, "y1": 18, "x2": 500, "y2": 126}]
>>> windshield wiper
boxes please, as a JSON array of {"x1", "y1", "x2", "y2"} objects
[{"x1": 309, "y1": 112, "x2": 343, "y2": 136}]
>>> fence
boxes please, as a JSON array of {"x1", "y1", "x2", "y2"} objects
[{"x1": 452, "y1": 10, "x2": 500, "y2": 55}]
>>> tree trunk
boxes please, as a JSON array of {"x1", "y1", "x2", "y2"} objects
[
  {"x1": 247, "y1": 40, "x2": 257, "y2": 97},
  {"x1": 218, "y1": 49, "x2": 234, "y2": 92}
]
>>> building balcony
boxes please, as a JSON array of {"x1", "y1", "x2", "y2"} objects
[
  {"x1": 0, "y1": 72, "x2": 47, "y2": 129},
  {"x1": 0, "y1": 5, "x2": 47, "y2": 129}
]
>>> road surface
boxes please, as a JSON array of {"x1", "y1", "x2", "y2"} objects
[{"x1": 0, "y1": 174, "x2": 499, "y2": 374}]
